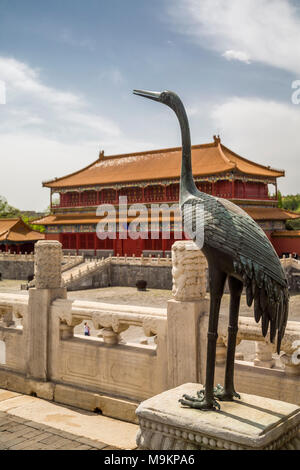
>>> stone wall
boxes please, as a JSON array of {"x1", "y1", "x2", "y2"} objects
[
  {"x1": 66, "y1": 264, "x2": 172, "y2": 291},
  {"x1": 110, "y1": 264, "x2": 172, "y2": 290},
  {"x1": 0, "y1": 260, "x2": 34, "y2": 280}
]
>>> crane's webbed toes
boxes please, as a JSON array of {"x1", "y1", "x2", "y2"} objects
[
  {"x1": 179, "y1": 395, "x2": 220, "y2": 411},
  {"x1": 214, "y1": 385, "x2": 241, "y2": 401}
]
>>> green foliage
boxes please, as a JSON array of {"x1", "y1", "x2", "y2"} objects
[
  {"x1": 280, "y1": 194, "x2": 300, "y2": 231},
  {"x1": 282, "y1": 194, "x2": 300, "y2": 212},
  {"x1": 21, "y1": 215, "x2": 45, "y2": 233},
  {"x1": 0, "y1": 195, "x2": 46, "y2": 232},
  {"x1": 277, "y1": 190, "x2": 283, "y2": 208},
  {"x1": 286, "y1": 219, "x2": 300, "y2": 231},
  {"x1": 0, "y1": 196, "x2": 21, "y2": 218}
]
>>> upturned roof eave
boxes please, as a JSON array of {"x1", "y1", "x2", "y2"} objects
[{"x1": 43, "y1": 141, "x2": 285, "y2": 189}]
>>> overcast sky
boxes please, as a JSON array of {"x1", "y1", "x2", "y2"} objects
[{"x1": 0, "y1": 0, "x2": 300, "y2": 211}]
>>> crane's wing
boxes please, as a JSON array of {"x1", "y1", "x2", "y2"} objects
[{"x1": 182, "y1": 195, "x2": 289, "y2": 353}]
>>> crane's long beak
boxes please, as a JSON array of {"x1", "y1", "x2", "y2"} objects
[{"x1": 133, "y1": 89, "x2": 161, "y2": 102}]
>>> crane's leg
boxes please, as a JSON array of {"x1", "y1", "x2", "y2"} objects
[
  {"x1": 215, "y1": 275, "x2": 243, "y2": 401},
  {"x1": 179, "y1": 266, "x2": 227, "y2": 410}
]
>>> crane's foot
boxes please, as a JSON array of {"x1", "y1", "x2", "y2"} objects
[
  {"x1": 213, "y1": 384, "x2": 241, "y2": 401},
  {"x1": 179, "y1": 390, "x2": 220, "y2": 411}
]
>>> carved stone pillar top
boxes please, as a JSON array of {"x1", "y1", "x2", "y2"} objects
[
  {"x1": 34, "y1": 240, "x2": 62, "y2": 289},
  {"x1": 171, "y1": 241, "x2": 206, "y2": 301}
]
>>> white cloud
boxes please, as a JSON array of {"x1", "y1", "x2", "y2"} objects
[
  {"x1": 210, "y1": 97, "x2": 300, "y2": 194},
  {"x1": 223, "y1": 50, "x2": 251, "y2": 64},
  {"x1": 0, "y1": 57, "x2": 82, "y2": 106},
  {"x1": 0, "y1": 130, "x2": 153, "y2": 211},
  {"x1": 0, "y1": 56, "x2": 145, "y2": 210},
  {"x1": 167, "y1": 0, "x2": 300, "y2": 75},
  {"x1": 0, "y1": 56, "x2": 123, "y2": 142}
]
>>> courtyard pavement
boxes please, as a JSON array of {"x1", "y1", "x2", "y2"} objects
[{"x1": 0, "y1": 389, "x2": 138, "y2": 450}]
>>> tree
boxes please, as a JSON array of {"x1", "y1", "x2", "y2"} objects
[
  {"x1": 21, "y1": 215, "x2": 45, "y2": 233},
  {"x1": 0, "y1": 196, "x2": 21, "y2": 218},
  {"x1": 281, "y1": 194, "x2": 300, "y2": 231},
  {"x1": 281, "y1": 194, "x2": 300, "y2": 212},
  {"x1": 277, "y1": 190, "x2": 283, "y2": 208}
]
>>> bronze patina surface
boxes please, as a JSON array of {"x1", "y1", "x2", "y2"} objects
[{"x1": 134, "y1": 89, "x2": 289, "y2": 411}]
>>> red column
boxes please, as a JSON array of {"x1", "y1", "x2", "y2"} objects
[
  {"x1": 76, "y1": 233, "x2": 80, "y2": 254},
  {"x1": 94, "y1": 232, "x2": 97, "y2": 256},
  {"x1": 162, "y1": 237, "x2": 166, "y2": 255},
  {"x1": 232, "y1": 180, "x2": 235, "y2": 198},
  {"x1": 212, "y1": 182, "x2": 215, "y2": 196},
  {"x1": 140, "y1": 237, "x2": 145, "y2": 256}
]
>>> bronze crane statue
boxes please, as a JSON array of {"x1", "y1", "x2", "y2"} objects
[{"x1": 134, "y1": 89, "x2": 289, "y2": 411}]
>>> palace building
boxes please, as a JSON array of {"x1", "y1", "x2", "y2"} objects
[
  {"x1": 0, "y1": 218, "x2": 45, "y2": 253},
  {"x1": 36, "y1": 136, "x2": 300, "y2": 257}
]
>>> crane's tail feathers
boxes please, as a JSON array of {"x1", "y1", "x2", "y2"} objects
[{"x1": 234, "y1": 258, "x2": 289, "y2": 354}]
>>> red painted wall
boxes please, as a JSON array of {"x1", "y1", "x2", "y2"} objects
[
  {"x1": 45, "y1": 233, "x2": 61, "y2": 242},
  {"x1": 271, "y1": 236, "x2": 300, "y2": 256}
]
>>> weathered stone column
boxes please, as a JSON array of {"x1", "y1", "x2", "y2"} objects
[
  {"x1": 167, "y1": 241, "x2": 208, "y2": 388},
  {"x1": 25, "y1": 241, "x2": 67, "y2": 381},
  {"x1": 254, "y1": 341, "x2": 275, "y2": 368}
]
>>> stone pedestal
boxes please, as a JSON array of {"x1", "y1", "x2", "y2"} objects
[{"x1": 136, "y1": 383, "x2": 300, "y2": 450}]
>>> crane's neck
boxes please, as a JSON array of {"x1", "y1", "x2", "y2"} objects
[{"x1": 170, "y1": 96, "x2": 198, "y2": 205}]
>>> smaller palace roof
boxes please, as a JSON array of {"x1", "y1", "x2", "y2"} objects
[
  {"x1": 272, "y1": 230, "x2": 300, "y2": 238},
  {"x1": 245, "y1": 207, "x2": 300, "y2": 221},
  {"x1": 0, "y1": 218, "x2": 45, "y2": 243},
  {"x1": 35, "y1": 207, "x2": 300, "y2": 226},
  {"x1": 43, "y1": 137, "x2": 285, "y2": 189}
]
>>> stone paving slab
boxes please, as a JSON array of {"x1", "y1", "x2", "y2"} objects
[
  {"x1": 0, "y1": 388, "x2": 138, "y2": 450},
  {"x1": 0, "y1": 411, "x2": 109, "y2": 450}
]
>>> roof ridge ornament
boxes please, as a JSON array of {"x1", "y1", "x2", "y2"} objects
[
  {"x1": 213, "y1": 135, "x2": 221, "y2": 145},
  {"x1": 99, "y1": 150, "x2": 105, "y2": 160}
]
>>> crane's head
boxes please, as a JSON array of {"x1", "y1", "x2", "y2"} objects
[{"x1": 133, "y1": 89, "x2": 179, "y2": 109}]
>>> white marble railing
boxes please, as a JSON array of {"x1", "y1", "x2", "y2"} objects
[
  {"x1": 281, "y1": 255, "x2": 300, "y2": 270},
  {"x1": 61, "y1": 255, "x2": 84, "y2": 273},
  {"x1": 0, "y1": 252, "x2": 34, "y2": 261},
  {"x1": 111, "y1": 254, "x2": 172, "y2": 266},
  {"x1": 0, "y1": 293, "x2": 28, "y2": 327},
  {"x1": 62, "y1": 257, "x2": 111, "y2": 287},
  {"x1": 215, "y1": 315, "x2": 300, "y2": 376},
  {"x1": 51, "y1": 298, "x2": 167, "y2": 344}
]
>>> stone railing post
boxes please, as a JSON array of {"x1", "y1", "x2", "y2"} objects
[
  {"x1": 254, "y1": 341, "x2": 275, "y2": 368},
  {"x1": 26, "y1": 240, "x2": 66, "y2": 381},
  {"x1": 167, "y1": 241, "x2": 208, "y2": 388}
]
